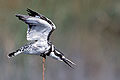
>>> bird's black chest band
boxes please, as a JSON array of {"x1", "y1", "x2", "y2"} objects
[{"x1": 46, "y1": 45, "x2": 52, "y2": 56}]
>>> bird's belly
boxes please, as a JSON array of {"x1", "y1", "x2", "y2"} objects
[{"x1": 24, "y1": 44, "x2": 49, "y2": 55}]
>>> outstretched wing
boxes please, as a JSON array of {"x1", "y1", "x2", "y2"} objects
[
  {"x1": 26, "y1": 9, "x2": 56, "y2": 40},
  {"x1": 16, "y1": 10, "x2": 56, "y2": 41},
  {"x1": 27, "y1": 8, "x2": 54, "y2": 26}
]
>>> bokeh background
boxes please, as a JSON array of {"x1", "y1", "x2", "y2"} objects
[{"x1": 0, "y1": 0, "x2": 120, "y2": 80}]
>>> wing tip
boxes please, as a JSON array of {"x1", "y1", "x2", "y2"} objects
[
  {"x1": 15, "y1": 14, "x2": 20, "y2": 17},
  {"x1": 26, "y1": 8, "x2": 32, "y2": 12},
  {"x1": 15, "y1": 14, "x2": 29, "y2": 21},
  {"x1": 26, "y1": 8, "x2": 40, "y2": 17}
]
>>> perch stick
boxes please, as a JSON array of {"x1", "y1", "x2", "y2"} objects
[{"x1": 42, "y1": 58, "x2": 45, "y2": 80}]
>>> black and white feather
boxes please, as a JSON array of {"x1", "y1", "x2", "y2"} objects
[{"x1": 8, "y1": 9, "x2": 76, "y2": 68}]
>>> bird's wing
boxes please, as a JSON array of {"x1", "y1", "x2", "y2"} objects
[
  {"x1": 27, "y1": 9, "x2": 54, "y2": 26},
  {"x1": 16, "y1": 11, "x2": 56, "y2": 41},
  {"x1": 26, "y1": 9, "x2": 56, "y2": 40}
]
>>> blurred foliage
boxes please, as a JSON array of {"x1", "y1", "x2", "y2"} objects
[{"x1": 0, "y1": 0, "x2": 120, "y2": 80}]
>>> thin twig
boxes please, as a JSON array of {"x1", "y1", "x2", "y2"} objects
[{"x1": 42, "y1": 58, "x2": 45, "y2": 80}]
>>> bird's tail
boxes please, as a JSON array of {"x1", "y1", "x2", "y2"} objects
[
  {"x1": 8, "y1": 49, "x2": 22, "y2": 58},
  {"x1": 49, "y1": 48, "x2": 76, "y2": 69},
  {"x1": 62, "y1": 57, "x2": 76, "y2": 68}
]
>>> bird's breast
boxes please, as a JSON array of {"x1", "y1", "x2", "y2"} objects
[{"x1": 34, "y1": 40, "x2": 49, "y2": 50}]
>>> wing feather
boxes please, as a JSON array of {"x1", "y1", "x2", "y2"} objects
[
  {"x1": 27, "y1": 8, "x2": 54, "y2": 26},
  {"x1": 16, "y1": 13, "x2": 55, "y2": 41}
]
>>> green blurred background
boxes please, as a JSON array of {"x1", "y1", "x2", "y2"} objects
[{"x1": 0, "y1": 0, "x2": 120, "y2": 80}]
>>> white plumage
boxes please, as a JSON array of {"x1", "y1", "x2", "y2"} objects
[{"x1": 8, "y1": 9, "x2": 75, "y2": 68}]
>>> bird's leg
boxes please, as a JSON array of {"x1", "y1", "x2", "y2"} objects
[
  {"x1": 40, "y1": 53, "x2": 46, "y2": 59},
  {"x1": 42, "y1": 57, "x2": 45, "y2": 80}
]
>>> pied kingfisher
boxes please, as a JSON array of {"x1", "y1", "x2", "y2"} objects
[{"x1": 8, "y1": 9, "x2": 75, "y2": 68}]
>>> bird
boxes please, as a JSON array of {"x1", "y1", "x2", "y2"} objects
[{"x1": 8, "y1": 9, "x2": 76, "y2": 68}]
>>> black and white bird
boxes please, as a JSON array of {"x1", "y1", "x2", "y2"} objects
[{"x1": 8, "y1": 9, "x2": 75, "y2": 68}]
